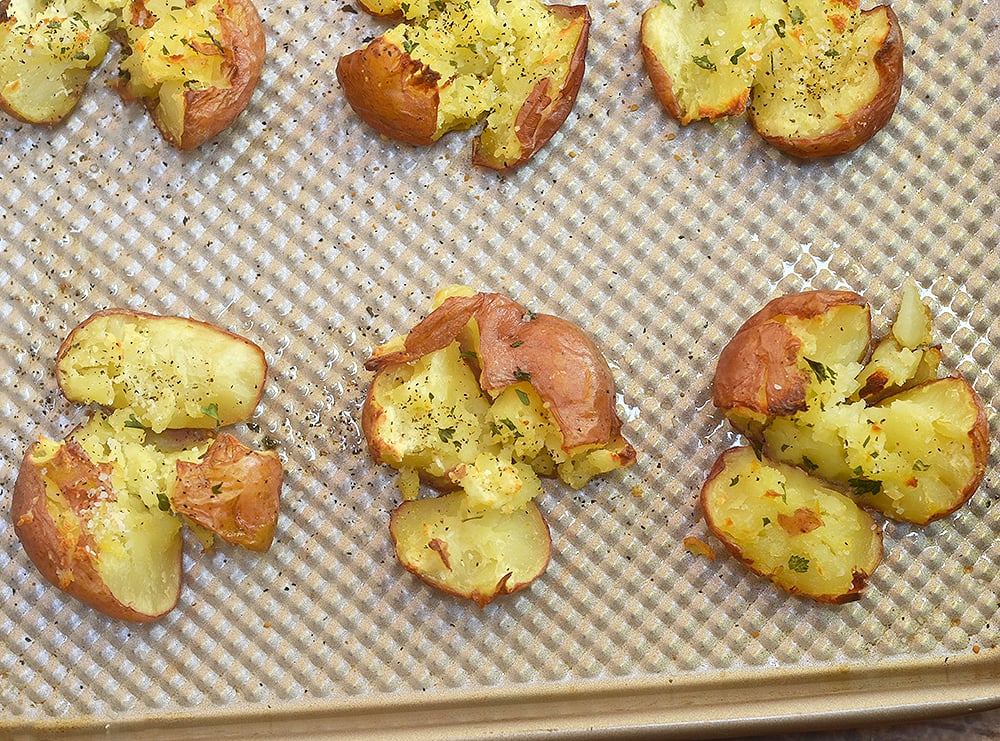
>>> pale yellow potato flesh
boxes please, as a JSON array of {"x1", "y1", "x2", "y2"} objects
[
  {"x1": 0, "y1": 0, "x2": 119, "y2": 123},
  {"x1": 703, "y1": 446, "x2": 881, "y2": 603},
  {"x1": 56, "y1": 310, "x2": 267, "y2": 433},
  {"x1": 390, "y1": 491, "x2": 551, "y2": 607}
]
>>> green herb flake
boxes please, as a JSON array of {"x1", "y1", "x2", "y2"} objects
[
  {"x1": 198, "y1": 29, "x2": 225, "y2": 54},
  {"x1": 513, "y1": 369, "x2": 531, "y2": 382},
  {"x1": 402, "y1": 38, "x2": 418, "y2": 54},
  {"x1": 500, "y1": 418, "x2": 517, "y2": 431},
  {"x1": 510, "y1": 340, "x2": 524, "y2": 348},
  {"x1": 730, "y1": 46, "x2": 746, "y2": 64},
  {"x1": 788, "y1": 554, "x2": 810, "y2": 573},
  {"x1": 124, "y1": 413, "x2": 146, "y2": 430},
  {"x1": 515, "y1": 389, "x2": 530, "y2": 406},
  {"x1": 730, "y1": 475, "x2": 740, "y2": 487},
  {"x1": 849, "y1": 477, "x2": 882, "y2": 496},
  {"x1": 805, "y1": 357, "x2": 836, "y2": 383},
  {"x1": 202, "y1": 403, "x2": 222, "y2": 426},
  {"x1": 824, "y1": 49, "x2": 840, "y2": 57},
  {"x1": 789, "y1": 6, "x2": 805, "y2": 23},
  {"x1": 801, "y1": 456, "x2": 818, "y2": 471},
  {"x1": 692, "y1": 54, "x2": 717, "y2": 71},
  {"x1": 912, "y1": 460, "x2": 931, "y2": 471},
  {"x1": 661, "y1": 0, "x2": 675, "y2": 6},
  {"x1": 762, "y1": 517, "x2": 771, "y2": 526},
  {"x1": 211, "y1": 483, "x2": 223, "y2": 495},
  {"x1": 460, "y1": 349, "x2": 478, "y2": 360},
  {"x1": 438, "y1": 427, "x2": 456, "y2": 443},
  {"x1": 774, "y1": 19, "x2": 786, "y2": 37},
  {"x1": 156, "y1": 492, "x2": 171, "y2": 511}
]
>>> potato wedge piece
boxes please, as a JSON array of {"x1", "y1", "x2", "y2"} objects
[
  {"x1": 713, "y1": 290, "x2": 871, "y2": 438},
  {"x1": 390, "y1": 492, "x2": 551, "y2": 607},
  {"x1": 702, "y1": 446, "x2": 882, "y2": 603},
  {"x1": 172, "y1": 432, "x2": 282, "y2": 552},
  {"x1": 369, "y1": 291, "x2": 632, "y2": 454},
  {"x1": 767, "y1": 376, "x2": 989, "y2": 525},
  {"x1": 116, "y1": 0, "x2": 265, "y2": 149},
  {"x1": 12, "y1": 426, "x2": 188, "y2": 622},
  {"x1": 0, "y1": 0, "x2": 117, "y2": 124},
  {"x1": 748, "y1": 5, "x2": 903, "y2": 158},
  {"x1": 56, "y1": 309, "x2": 267, "y2": 433},
  {"x1": 336, "y1": 0, "x2": 590, "y2": 170},
  {"x1": 640, "y1": 0, "x2": 903, "y2": 157}
]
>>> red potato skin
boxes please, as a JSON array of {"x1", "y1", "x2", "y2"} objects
[
  {"x1": 367, "y1": 292, "x2": 634, "y2": 455},
  {"x1": 471, "y1": 5, "x2": 590, "y2": 170},
  {"x1": 701, "y1": 446, "x2": 881, "y2": 605},
  {"x1": 119, "y1": 0, "x2": 266, "y2": 150},
  {"x1": 713, "y1": 290, "x2": 869, "y2": 419},
  {"x1": 172, "y1": 432, "x2": 283, "y2": 551},
  {"x1": 336, "y1": 37, "x2": 440, "y2": 147},
  {"x1": 749, "y1": 6, "x2": 904, "y2": 158},
  {"x1": 55, "y1": 308, "x2": 268, "y2": 416},
  {"x1": 11, "y1": 441, "x2": 181, "y2": 623}
]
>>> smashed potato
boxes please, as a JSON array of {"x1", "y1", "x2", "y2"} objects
[
  {"x1": 12, "y1": 310, "x2": 281, "y2": 622},
  {"x1": 364, "y1": 286, "x2": 635, "y2": 606},
  {"x1": 702, "y1": 446, "x2": 881, "y2": 603},
  {"x1": 0, "y1": 0, "x2": 265, "y2": 148},
  {"x1": 640, "y1": 0, "x2": 903, "y2": 157},
  {"x1": 337, "y1": 0, "x2": 590, "y2": 170},
  {"x1": 705, "y1": 284, "x2": 988, "y2": 600}
]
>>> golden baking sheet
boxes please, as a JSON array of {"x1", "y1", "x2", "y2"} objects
[{"x1": 1, "y1": 0, "x2": 997, "y2": 735}]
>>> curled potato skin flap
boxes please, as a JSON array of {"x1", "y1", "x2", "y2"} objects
[
  {"x1": 336, "y1": 38, "x2": 440, "y2": 147},
  {"x1": 366, "y1": 292, "x2": 624, "y2": 451},
  {"x1": 173, "y1": 432, "x2": 282, "y2": 552}
]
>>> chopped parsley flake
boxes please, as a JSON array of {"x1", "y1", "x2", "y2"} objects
[
  {"x1": 515, "y1": 389, "x2": 530, "y2": 406},
  {"x1": 156, "y1": 492, "x2": 171, "y2": 511},
  {"x1": 692, "y1": 54, "x2": 717, "y2": 71},
  {"x1": 787, "y1": 554, "x2": 810, "y2": 573},
  {"x1": 513, "y1": 369, "x2": 531, "y2": 382},
  {"x1": 124, "y1": 414, "x2": 146, "y2": 430},
  {"x1": 438, "y1": 427, "x2": 456, "y2": 443},
  {"x1": 202, "y1": 403, "x2": 222, "y2": 426},
  {"x1": 805, "y1": 357, "x2": 836, "y2": 383},
  {"x1": 849, "y1": 477, "x2": 882, "y2": 496}
]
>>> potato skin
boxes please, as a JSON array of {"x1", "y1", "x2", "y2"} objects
[
  {"x1": 749, "y1": 6, "x2": 904, "y2": 158},
  {"x1": 12, "y1": 441, "x2": 182, "y2": 622},
  {"x1": 172, "y1": 432, "x2": 283, "y2": 551},
  {"x1": 336, "y1": 37, "x2": 440, "y2": 147},
  {"x1": 470, "y1": 4, "x2": 590, "y2": 171},
  {"x1": 713, "y1": 290, "x2": 869, "y2": 421}
]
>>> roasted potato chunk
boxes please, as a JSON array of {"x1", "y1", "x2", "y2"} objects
[
  {"x1": 390, "y1": 492, "x2": 551, "y2": 607},
  {"x1": 116, "y1": 0, "x2": 266, "y2": 149},
  {"x1": 705, "y1": 284, "x2": 989, "y2": 600},
  {"x1": 702, "y1": 446, "x2": 882, "y2": 603},
  {"x1": 337, "y1": 0, "x2": 590, "y2": 170},
  {"x1": 364, "y1": 286, "x2": 635, "y2": 606},
  {"x1": 13, "y1": 310, "x2": 281, "y2": 621},
  {"x1": 640, "y1": 0, "x2": 903, "y2": 157},
  {"x1": 56, "y1": 309, "x2": 268, "y2": 433}
]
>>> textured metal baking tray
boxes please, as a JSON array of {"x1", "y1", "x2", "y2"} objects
[{"x1": 1, "y1": 0, "x2": 997, "y2": 735}]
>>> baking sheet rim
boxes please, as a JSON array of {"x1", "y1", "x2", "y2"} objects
[{"x1": 7, "y1": 649, "x2": 998, "y2": 737}]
